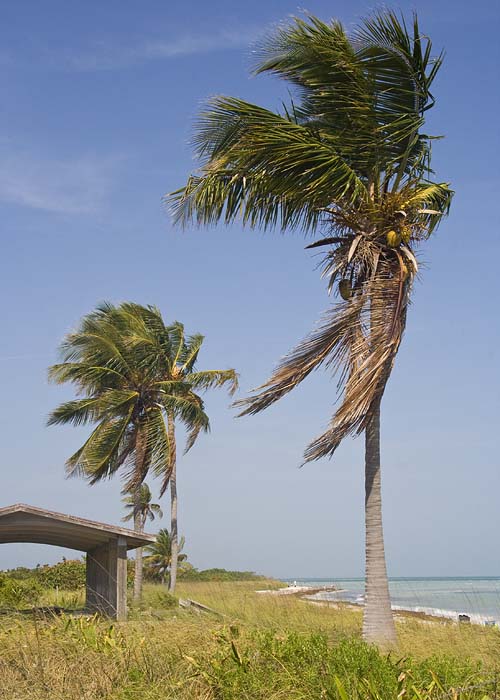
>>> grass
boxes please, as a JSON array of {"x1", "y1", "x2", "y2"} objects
[{"x1": 0, "y1": 581, "x2": 499, "y2": 699}]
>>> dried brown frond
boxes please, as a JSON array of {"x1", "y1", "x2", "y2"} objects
[
  {"x1": 304, "y1": 258, "x2": 410, "y2": 461},
  {"x1": 238, "y1": 249, "x2": 415, "y2": 463}
]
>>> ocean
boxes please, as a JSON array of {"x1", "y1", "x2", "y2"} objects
[{"x1": 283, "y1": 578, "x2": 500, "y2": 624}]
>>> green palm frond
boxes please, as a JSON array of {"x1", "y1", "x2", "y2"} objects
[
  {"x1": 65, "y1": 408, "x2": 134, "y2": 480},
  {"x1": 48, "y1": 363, "x2": 126, "y2": 393},
  {"x1": 142, "y1": 409, "x2": 172, "y2": 496},
  {"x1": 180, "y1": 333, "x2": 204, "y2": 372},
  {"x1": 169, "y1": 97, "x2": 369, "y2": 232},
  {"x1": 47, "y1": 390, "x2": 138, "y2": 427},
  {"x1": 169, "y1": 321, "x2": 186, "y2": 367},
  {"x1": 187, "y1": 369, "x2": 239, "y2": 395},
  {"x1": 169, "y1": 170, "x2": 326, "y2": 233},
  {"x1": 157, "y1": 393, "x2": 207, "y2": 426}
]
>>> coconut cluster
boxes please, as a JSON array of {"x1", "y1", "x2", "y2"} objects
[
  {"x1": 318, "y1": 192, "x2": 431, "y2": 302},
  {"x1": 385, "y1": 211, "x2": 411, "y2": 248}
]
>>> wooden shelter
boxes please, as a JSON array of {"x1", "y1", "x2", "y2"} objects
[{"x1": 0, "y1": 503, "x2": 156, "y2": 620}]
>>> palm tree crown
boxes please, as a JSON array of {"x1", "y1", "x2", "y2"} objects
[
  {"x1": 169, "y1": 12, "x2": 452, "y2": 459},
  {"x1": 144, "y1": 529, "x2": 187, "y2": 582},
  {"x1": 48, "y1": 302, "x2": 237, "y2": 492},
  {"x1": 122, "y1": 483, "x2": 163, "y2": 529}
]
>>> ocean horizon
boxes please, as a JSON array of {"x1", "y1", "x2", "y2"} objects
[{"x1": 281, "y1": 577, "x2": 500, "y2": 624}]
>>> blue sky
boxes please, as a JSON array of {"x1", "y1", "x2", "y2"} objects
[{"x1": 0, "y1": 0, "x2": 499, "y2": 577}]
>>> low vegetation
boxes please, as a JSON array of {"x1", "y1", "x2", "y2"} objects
[
  {"x1": 0, "y1": 580, "x2": 499, "y2": 699},
  {"x1": 0, "y1": 561, "x2": 266, "y2": 610},
  {"x1": 177, "y1": 567, "x2": 267, "y2": 582}
]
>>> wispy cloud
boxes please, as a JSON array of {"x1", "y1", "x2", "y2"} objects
[
  {"x1": 0, "y1": 153, "x2": 119, "y2": 214},
  {"x1": 66, "y1": 27, "x2": 262, "y2": 72}
]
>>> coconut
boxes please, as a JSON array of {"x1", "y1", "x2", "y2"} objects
[
  {"x1": 386, "y1": 230, "x2": 401, "y2": 247},
  {"x1": 338, "y1": 279, "x2": 352, "y2": 300},
  {"x1": 401, "y1": 226, "x2": 411, "y2": 244}
]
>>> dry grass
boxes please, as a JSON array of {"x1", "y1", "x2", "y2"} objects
[
  {"x1": 174, "y1": 581, "x2": 500, "y2": 666},
  {"x1": 0, "y1": 581, "x2": 499, "y2": 699}
]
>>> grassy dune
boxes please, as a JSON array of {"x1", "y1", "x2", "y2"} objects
[{"x1": 0, "y1": 581, "x2": 499, "y2": 699}]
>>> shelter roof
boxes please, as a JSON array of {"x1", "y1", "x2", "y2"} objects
[{"x1": 0, "y1": 503, "x2": 156, "y2": 551}]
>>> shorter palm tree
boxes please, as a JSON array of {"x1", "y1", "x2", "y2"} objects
[
  {"x1": 122, "y1": 483, "x2": 163, "y2": 598},
  {"x1": 144, "y1": 529, "x2": 187, "y2": 585},
  {"x1": 48, "y1": 302, "x2": 218, "y2": 601},
  {"x1": 122, "y1": 483, "x2": 163, "y2": 526}
]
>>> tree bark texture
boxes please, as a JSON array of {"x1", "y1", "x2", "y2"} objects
[
  {"x1": 362, "y1": 403, "x2": 397, "y2": 647},
  {"x1": 167, "y1": 413, "x2": 179, "y2": 593},
  {"x1": 133, "y1": 496, "x2": 143, "y2": 602},
  {"x1": 132, "y1": 429, "x2": 146, "y2": 602}
]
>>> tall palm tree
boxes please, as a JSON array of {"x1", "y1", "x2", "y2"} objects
[
  {"x1": 122, "y1": 483, "x2": 163, "y2": 599},
  {"x1": 144, "y1": 528, "x2": 187, "y2": 585},
  {"x1": 168, "y1": 12, "x2": 452, "y2": 646},
  {"x1": 48, "y1": 302, "x2": 238, "y2": 596}
]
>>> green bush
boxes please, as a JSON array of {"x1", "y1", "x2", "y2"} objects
[
  {"x1": 148, "y1": 590, "x2": 179, "y2": 609},
  {"x1": 178, "y1": 567, "x2": 264, "y2": 582},
  {"x1": 35, "y1": 559, "x2": 86, "y2": 590},
  {"x1": 0, "y1": 573, "x2": 42, "y2": 609},
  {"x1": 3, "y1": 566, "x2": 34, "y2": 581}
]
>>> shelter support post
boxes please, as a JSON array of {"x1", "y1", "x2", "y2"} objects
[{"x1": 85, "y1": 536, "x2": 128, "y2": 620}]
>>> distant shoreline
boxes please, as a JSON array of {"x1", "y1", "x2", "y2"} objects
[
  {"x1": 256, "y1": 584, "x2": 343, "y2": 597},
  {"x1": 276, "y1": 579, "x2": 500, "y2": 627},
  {"x1": 308, "y1": 595, "x2": 497, "y2": 627}
]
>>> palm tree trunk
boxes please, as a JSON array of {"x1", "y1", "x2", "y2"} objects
[
  {"x1": 132, "y1": 429, "x2": 147, "y2": 603},
  {"x1": 133, "y1": 497, "x2": 143, "y2": 602},
  {"x1": 362, "y1": 403, "x2": 397, "y2": 647},
  {"x1": 167, "y1": 413, "x2": 179, "y2": 593}
]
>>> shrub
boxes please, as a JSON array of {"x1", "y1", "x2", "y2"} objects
[
  {"x1": 148, "y1": 590, "x2": 179, "y2": 609},
  {"x1": 3, "y1": 566, "x2": 34, "y2": 581},
  {"x1": 178, "y1": 567, "x2": 264, "y2": 582},
  {"x1": 35, "y1": 559, "x2": 86, "y2": 590},
  {"x1": 0, "y1": 573, "x2": 42, "y2": 609}
]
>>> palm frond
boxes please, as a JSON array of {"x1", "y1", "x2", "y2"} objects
[
  {"x1": 169, "y1": 171, "x2": 324, "y2": 233},
  {"x1": 159, "y1": 393, "x2": 209, "y2": 433},
  {"x1": 239, "y1": 253, "x2": 413, "y2": 463},
  {"x1": 180, "y1": 333, "x2": 204, "y2": 372},
  {"x1": 168, "y1": 96, "x2": 369, "y2": 231},
  {"x1": 236, "y1": 294, "x2": 365, "y2": 415},
  {"x1": 187, "y1": 369, "x2": 239, "y2": 396},
  {"x1": 47, "y1": 390, "x2": 138, "y2": 427},
  {"x1": 167, "y1": 321, "x2": 185, "y2": 368},
  {"x1": 48, "y1": 363, "x2": 126, "y2": 392},
  {"x1": 65, "y1": 407, "x2": 134, "y2": 481}
]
